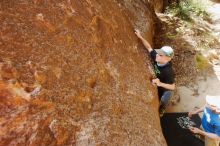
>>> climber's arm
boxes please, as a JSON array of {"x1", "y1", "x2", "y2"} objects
[{"x1": 135, "y1": 29, "x2": 153, "y2": 53}]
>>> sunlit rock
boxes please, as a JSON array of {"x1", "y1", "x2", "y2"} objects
[{"x1": 0, "y1": 1, "x2": 166, "y2": 146}]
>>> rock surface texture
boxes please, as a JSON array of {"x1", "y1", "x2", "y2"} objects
[
  {"x1": 0, "y1": 1, "x2": 166, "y2": 146},
  {"x1": 149, "y1": 0, "x2": 164, "y2": 13}
]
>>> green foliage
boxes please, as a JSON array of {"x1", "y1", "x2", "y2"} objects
[
  {"x1": 166, "y1": 33, "x2": 178, "y2": 39},
  {"x1": 166, "y1": 0, "x2": 210, "y2": 21},
  {"x1": 190, "y1": 0, "x2": 210, "y2": 19},
  {"x1": 196, "y1": 54, "x2": 209, "y2": 70},
  {"x1": 176, "y1": 1, "x2": 192, "y2": 21}
]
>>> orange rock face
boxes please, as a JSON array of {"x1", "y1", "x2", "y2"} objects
[{"x1": 0, "y1": 0, "x2": 166, "y2": 146}]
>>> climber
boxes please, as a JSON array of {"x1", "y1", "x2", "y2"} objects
[
  {"x1": 135, "y1": 29, "x2": 175, "y2": 117},
  {"x1": 188, "y1": 95, "x2": 220, "y2": 146}
]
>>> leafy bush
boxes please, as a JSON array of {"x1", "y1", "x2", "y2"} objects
[
  {"x1": 196, "y1": 54, "x2": 210, "y2": 70},
  {"x1": 166, "y1": 0, "x2": 210, "y2": 21}
]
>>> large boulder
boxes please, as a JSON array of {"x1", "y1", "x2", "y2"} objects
[
  {"x1": 148, "y1": 0, "x2": 164, "y2": 13},
  {"x1": 0, "y1": 0, "x2": 166, "y2": 145}
]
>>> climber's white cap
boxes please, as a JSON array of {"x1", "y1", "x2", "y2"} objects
[{"x1": 155, "y1": 46, "x2": 174, "y2": 58}]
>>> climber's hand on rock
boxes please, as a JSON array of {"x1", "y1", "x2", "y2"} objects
[
  {"x1": 134, "y1": 29, "x2": 142, "y2": 38},
  {"x1": 152, "y1": 78, "x2": 161, "y2": 86}
]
